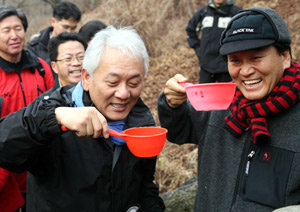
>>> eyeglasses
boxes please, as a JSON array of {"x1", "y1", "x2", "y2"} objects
[{"x1": 56, "y1": 55, "x2": 84, "y2": 64}]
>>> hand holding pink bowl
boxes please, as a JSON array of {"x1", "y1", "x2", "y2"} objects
[{"x1": 179, "y1": 81, "x2": 237, "y2": 111}]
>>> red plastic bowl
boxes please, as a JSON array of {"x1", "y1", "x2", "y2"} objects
[
  {"x1": 180, "y1": 82, "x2": 236, "y2": 111},
  {"x1": 61, "y1": 125, "x2": 168, "y2": 158},
  {"x1": 109, "y1": 127, "x2": 168, "y2": 157}
]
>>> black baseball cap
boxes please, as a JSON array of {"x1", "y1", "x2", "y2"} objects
[{"x1": 219, "y1": 7, "x2": 291, "y2": 55}]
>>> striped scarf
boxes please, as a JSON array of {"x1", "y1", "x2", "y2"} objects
[{"x1": 225, "y1": 61, "x2": 300, "y2": 143}]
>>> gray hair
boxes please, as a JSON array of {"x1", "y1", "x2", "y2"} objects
[{"x1": 82, "y1": 26, "x2": 149, "y2": 77}]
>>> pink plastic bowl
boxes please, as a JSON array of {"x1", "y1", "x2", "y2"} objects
[{"x1": 180, "y1": 82, "x2": 237, "y2": 111}]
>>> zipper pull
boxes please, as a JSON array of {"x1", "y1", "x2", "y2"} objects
[{"x1": 245, "y1": 150, "x2": 255, "y2": 175}]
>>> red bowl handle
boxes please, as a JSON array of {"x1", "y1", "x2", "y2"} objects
[
  {"x1": 61, "y1": 125, "x2": 68, "y2": 131},
  {"x1": 109, "y1": 129, "x2": 126, "y2": 140}
]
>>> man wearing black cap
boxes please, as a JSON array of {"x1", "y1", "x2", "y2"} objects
[
  {"x1": 158, "y1": 7, "x2": 300, "y2": 211},
  {"x1": 186, "y1": 0, "x2": 241, "y2": 83},
  {"x1": 0, "y1": 5, "x2": 54, "y2": 212}
]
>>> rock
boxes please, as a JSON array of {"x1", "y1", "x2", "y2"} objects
[
  {"x1": 273, "y1": 205, "x2": 300, "y2": 212},
  {"x1": 161, "y1": 176, "x2": 197, "y2": 212}
]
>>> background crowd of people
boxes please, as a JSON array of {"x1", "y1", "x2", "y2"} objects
[{"x1": 0, "y1": 2, "x2": 111, "y2": 211}]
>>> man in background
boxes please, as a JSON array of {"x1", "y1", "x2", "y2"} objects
[
  {"x1": 27, "y1": 1, "x2": 81, "y2": 65},
  {"x1": 46, "y1": 32, "x2": 87, "y2": 92},
  {"x1": 78, "y1": 20, "x2": 107, "y2": 44},
  {"x1": 0, "y1": 5, "x2": 54, "y2": 212},
  {"x1": 186, "y1": 0, "x2": 241, "y2": 83}
]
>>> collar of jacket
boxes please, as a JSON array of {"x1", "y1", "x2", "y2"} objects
[
  {"x1": 40, "y1": 26, "x2": 53, "y2": 46},
  {"x1": 208, "y1": 0, "x2": 234, "y2": 8},
  {"x1": 29, "y1": 26, "x2": 53, "y2": 47},
  {"x1": 0, "y1": 50, "x2": 40, "y2": 73},
  {"x1": 209, "y1": 3, "x2": 233, "y2": 15}
]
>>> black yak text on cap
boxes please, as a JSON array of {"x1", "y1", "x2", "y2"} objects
[{"x1": 219, "y1": 7, "x2": 291, "y2": 55}]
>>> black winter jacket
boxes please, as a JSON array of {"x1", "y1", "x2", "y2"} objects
[
  {"x1": 157, "y1": 91, "x2": 300, "y2": 211},
  {"x1": 0, "y1": 85, "x2": 165, "y2": 212},
  {"x1": 26, "y1": 26, "x2": 53, "y2": 65},
  {"x1": 186, "y1": 2, "x2": 241, "y2": 73}
]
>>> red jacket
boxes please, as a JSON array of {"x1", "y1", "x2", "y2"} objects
[{"x1": 0, "y1": 50, "x2": 54, "y2": 211}]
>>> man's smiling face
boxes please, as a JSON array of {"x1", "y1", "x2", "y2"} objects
[
  {"x1": 52, "y1": 40, "x2": 85, "y2": 86},
  {"x1": 82, "y1": 47, "x2": 145, "y2": 121},
  {"x1": 227, "y1": 45, "x2": 291, "y2": 100}
]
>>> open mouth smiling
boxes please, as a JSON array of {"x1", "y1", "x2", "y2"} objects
[
  {"x1": 70, "y1": 70, "x2": 81, "y2": 74},
  {"x1": 243, "y1": 79, "x2": 262, "y2": 85},
  {"x1": 111, "y1": 103, "x2": 127, "y2": 108}
]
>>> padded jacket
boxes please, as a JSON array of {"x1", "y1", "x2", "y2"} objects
[
  {"x1": 0, "y1": 50, "x2": 54, "y2": 117},
  {"x1": 0, "y1": 85, "x2": 165, "y2": 212},
  {"x1": 157, "y1": 86, "x2": 300, "y2": 211},
  {"x1": 186, "y1": 1, "x2": 240, "y2": 73},
  {"x1": 0, "y1": 49, "x2": 54, "y2": 212}
]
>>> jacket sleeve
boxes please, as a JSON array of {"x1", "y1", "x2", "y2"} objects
[
  {"x1": 138, "y1": 156, "x2": 165, "y2": 212},
  {"x1": 25, "y1": 41, "x2": 36, "y2": 56},
  {"x1": 186, "y1": 7, "x2": 205, "y2": 57},
  {"x1": 0, "y1": 95, "x2": 63, "y2": 173},
  {"x1": 230, "y1": 5, "x2": 242, "y2": 16},
  {"x1": 157, "y1": 92, "x2": 202, "y2": 145}
]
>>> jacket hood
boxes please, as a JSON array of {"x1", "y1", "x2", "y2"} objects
[{"x1": 208, "y1": 0, "x2": 234, "y2": 8}]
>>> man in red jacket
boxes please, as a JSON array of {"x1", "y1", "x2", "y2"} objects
[{"x1": 0, "y1": 5, "x2": 54, "y2": 212}]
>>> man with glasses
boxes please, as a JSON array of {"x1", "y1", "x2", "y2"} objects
[
  {"x1": 46, "y1": 32, "x2": 87, "y2": 93},
  {"x1": 27, "y1": 1, "x2": 81, "y2": 65}
]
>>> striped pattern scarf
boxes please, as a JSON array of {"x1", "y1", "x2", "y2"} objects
[{"x1": 225, "y1": 61, "x2": 300, "y2": 143}]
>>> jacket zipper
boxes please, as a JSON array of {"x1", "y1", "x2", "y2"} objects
[
  {"x1": 18, "y1": 73, "x2": 27, "y2": 106},
  {"x1": 245, "y1": 150, "x2": 255, "y2": 175},
  {"x1": 242, "y1": 150, "x2": 255, "y2": 193},
  {"x1": 230, "y1": 130, "x2": 253, "y2": 210}
]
